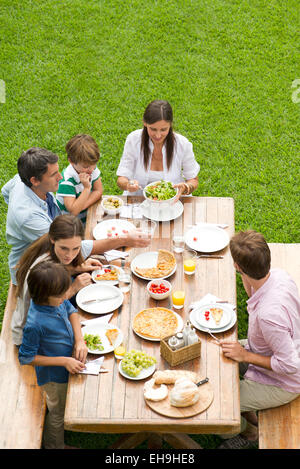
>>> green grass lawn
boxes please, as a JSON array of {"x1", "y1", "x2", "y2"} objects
[{"x1": 0, "y1": 0, "x2": 299, "y2": 449}]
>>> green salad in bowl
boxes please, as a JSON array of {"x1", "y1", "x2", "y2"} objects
[{"x1": 143, "y1": 180, "x2": 178, "y2": 203}]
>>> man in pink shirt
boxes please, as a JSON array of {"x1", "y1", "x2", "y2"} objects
[{"x1": 219, "y1": 230, "x2": 300, "y2": 449}]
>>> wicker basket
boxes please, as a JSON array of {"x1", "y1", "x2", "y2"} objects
[{"x1": 160, "y1": 335, "x2": 201, "y2": 366}]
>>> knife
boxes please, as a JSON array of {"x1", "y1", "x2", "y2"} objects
[
  {"x1": 197, "y1": 255, "x2": 223, "y2": 259},
  {"x1": 81, "y1": 295, "x2": 120, "y2": 305},
  {"x1": 196, "y1": 378, "x2": 209, "y2": 386}
]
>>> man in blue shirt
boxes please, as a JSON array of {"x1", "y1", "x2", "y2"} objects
[
  {"x1": 2, "y1": 148, "x2": 62, "y2": 284},
  {"x1": 2, "y1": 147, "x2": 152, "y2": 285}
]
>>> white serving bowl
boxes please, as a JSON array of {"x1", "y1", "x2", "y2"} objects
[
  {"x1": 147, "y1": 279, "x2": 172, "y2": 300},
  {"x1": 101, "y1": 196, "x2": 124, "y2": 215},
  {"x1": 143, "y1": 180, "x2": 178, "y2": 205}
]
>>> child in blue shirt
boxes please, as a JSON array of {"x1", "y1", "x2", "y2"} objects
[{"x1": 19, "y1": 260, "x2": 88, "y2": 449}]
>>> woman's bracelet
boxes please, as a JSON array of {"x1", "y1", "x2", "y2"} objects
[
  {"x1": 183, "y1": 183, "x2": 189, "y2": 195},
  {"x1": 183, "y1": 183, "x2": 194, "y2": 195},
  {"x1": 187, "y1": 183, "x2": 194, "y2": 194}
]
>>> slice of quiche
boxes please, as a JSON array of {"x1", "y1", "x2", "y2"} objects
[
  {"x1": 105, "y1": 328, "x2": 119, "y2": 346},
  {"x1": 210, "y1": 307, "x2": 223, "y2": 325}
]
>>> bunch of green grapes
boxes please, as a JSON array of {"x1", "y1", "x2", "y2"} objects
[{"x1": 121, "y1": 349, "x2": 156, "y2": 377}]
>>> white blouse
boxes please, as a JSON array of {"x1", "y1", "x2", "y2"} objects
[{"x1": 116, "y1": 129, "x2": 200, "y2": 194}]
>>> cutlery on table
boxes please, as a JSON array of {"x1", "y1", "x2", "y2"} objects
[
  {"x1": 81, "y1": 295, "x2": 120, "y2": 305},
  {"x1": 202, "y1": 327, "x2": 221, "y2": 344},
  {"x1": 196, "y1": 255, "x2": 223, "y2": 259},
  {"x1": 196, "y1": 378, "x2": 209, "y2": 386}
]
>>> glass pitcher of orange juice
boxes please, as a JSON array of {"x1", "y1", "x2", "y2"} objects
[{"x1": 172, "y1": 290, "x2": 185, "y2": 309}]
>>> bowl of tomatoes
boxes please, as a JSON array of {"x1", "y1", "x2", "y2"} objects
[{"x1": 147, "y1": 279, "x2": 172, "y2": 300}]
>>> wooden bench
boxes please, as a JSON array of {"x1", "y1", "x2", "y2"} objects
[
  {"x1": 0, "y1": 283, "x2": 46, "y2": 449},
  {"x1": 258, "y1": 243, "x2": 300, "y2": 449}
]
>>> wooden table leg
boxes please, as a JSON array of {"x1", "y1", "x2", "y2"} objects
[
  {"x1": 147, "y1": 433, "x2": 163, "y2": 449},
  {"x1": 108, "y1": 432, "x2": 150, "y2": 449},
  {"x1": 162, "y1": 433, "x2": 203, "y2": 449}
]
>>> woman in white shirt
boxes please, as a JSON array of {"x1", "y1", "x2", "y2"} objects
[{"x1": 117, "y1": 100, "x2": 200, "y2": 201}]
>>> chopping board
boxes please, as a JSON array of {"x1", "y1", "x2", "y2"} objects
[{"x1": 144, "y1": 377, "x2": 214, "y2": 418}]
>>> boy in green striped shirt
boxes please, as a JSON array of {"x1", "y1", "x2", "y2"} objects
[{"x1": 56, "y1": 134, "x2": 103, "y2": 223}]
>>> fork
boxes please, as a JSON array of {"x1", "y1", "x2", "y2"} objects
[{"x1": 202, "y1": 327, "x2": 221, "y2": 343}]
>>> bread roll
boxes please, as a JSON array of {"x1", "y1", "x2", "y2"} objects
[
  {"x1": 170, "y1": 378, "x2": 200, "y2": 408},
  {"x1": 153, "y1": 369, "x2": 198, "y2": 385},
  {"x1": 143, "y1": 378, "x2": 168, "y2": 402}
]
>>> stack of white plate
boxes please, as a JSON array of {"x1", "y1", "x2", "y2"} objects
[{"x1": 189, "y1": 302, "x2": 236, "y2": 334}]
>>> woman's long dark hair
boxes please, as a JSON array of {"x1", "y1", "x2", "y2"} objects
[
  {"x1": 16, "y1": 214, "x2": 85, "y2": 297},
  {"x1": 141, "y1": 100, "x2": 175, "y2": 170}
]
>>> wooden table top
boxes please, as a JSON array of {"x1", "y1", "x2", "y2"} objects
[{"x1": 64, "y1": 196, "x2": 240, "y2": 438}]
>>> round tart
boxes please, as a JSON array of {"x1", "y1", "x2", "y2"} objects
[{"x1": 133, "y1": 307, "x2": 178, "y2": 340}]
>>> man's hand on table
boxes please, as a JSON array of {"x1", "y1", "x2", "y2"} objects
[
  {"x1": 220, "y1": 340, "x2": 272, "y2": 370},
  {"x1": 219, "y1": 340, "x2": 248, "y2": 362}
]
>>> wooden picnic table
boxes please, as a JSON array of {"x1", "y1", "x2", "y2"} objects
[{"x1": 64, "y1": 196, "x2": 240, "y2": 449}]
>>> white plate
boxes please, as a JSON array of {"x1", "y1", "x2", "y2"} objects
[
  {"x1": 189, "y1": 306, "x2": 237, "y2": 334},
  {"x1": 131, "y1": 251, "x2": 177, "y2": 281},
  {"x1": 76, "y1": 284, "x2": 124, "y2": 315},
  {"x1": 119, "y1": 361, "x2": 156, "y2": 381},
  {"x1": 184, "y1": 225, "x2": 229, "y2": 253},
  {"x1": 92, "y1": 265, "x2": 123, "y2": 286},
  {"x1": 82, "y1": 323, "x2": 123, "y2": 354},
  {"x1": 133, "y1": 311, "x2": 184, "y2": 342},
  {"x1": 194, "y1": 303, "x2": 232, "y2": 329},
  {"x1": 140, "y1": 200, "x2": 183, "y2": 222},
  {"x1": 93, "y1": 219, "x2": 136, "y2": 240}
]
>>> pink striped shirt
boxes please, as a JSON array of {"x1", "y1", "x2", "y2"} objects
[{"x1": 245, "y1": 269, "x2": 300, "y2": 393}]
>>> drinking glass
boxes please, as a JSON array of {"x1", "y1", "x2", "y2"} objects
[
  {"x1": 140, "y1": 219, "x2": 157, "y2": 238},
  {"x1": 183, "y1": 249, "x2": 197, "y2": 275},
  {"x1": 172, "y1": 229, "x2": 185, "y2": 253},
  {"x1": 171, "y1": 290, "x2": 185, "y2": 309},
  {"x1": 117, "y1": 268, "x2": 132, "y2": 293}
]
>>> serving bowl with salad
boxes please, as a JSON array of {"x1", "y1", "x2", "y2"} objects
[{"x1": 143, "y1": 180, "x2": 178, "y2": 204}]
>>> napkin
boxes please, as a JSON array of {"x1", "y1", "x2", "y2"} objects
[
  {"x1": 104, "y1": 249, "x2": 129, "y2": 262},
  {"x1": 189, "y1": 293, "x2": 235, "y2": 312},
  {"x1": 79, "y1": 357, "x2": 105, "y2": 375},
  {"x1": 81, "y1": 313, "x2": 113, "y2": 327}
]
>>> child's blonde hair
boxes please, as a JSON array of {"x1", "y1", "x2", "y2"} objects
[{"x1": 66, "y1": 134, "x2": 100, "y2": 165}]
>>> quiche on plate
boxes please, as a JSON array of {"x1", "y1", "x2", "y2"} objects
[
  {"x1": 133, "y1": 307, "x2": 178, "y2": 340},
  {"x1": 134, "y1": 249, "x2": 176, "y2": 279}
]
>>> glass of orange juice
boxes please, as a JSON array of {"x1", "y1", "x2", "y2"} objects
[
  {"x1": 183, "y1": 250, "x2": 197, "y2": 275},
  {"x1": 172, "y1": 290, "x2": 185, "y2": 309}
]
